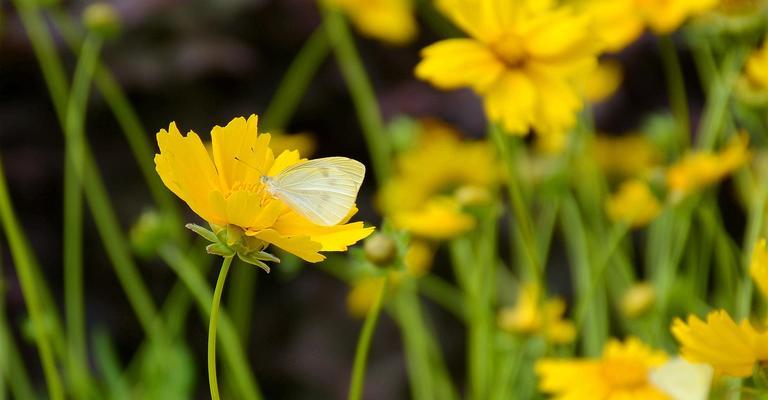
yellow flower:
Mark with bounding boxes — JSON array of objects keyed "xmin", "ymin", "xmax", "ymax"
[
  {"xmin": 666, "ymin": 133, "xmax": 750, "ymax": 196},
  {"xmin": 581, "ymin": 0, "xmax": 645, "ymax": 52},
  {"xmin": 581, "ymin": 59, "xmax": 624, "ymax": 103},
  {"xmin": 154, "ymin": 114, "xmax": 374, "ymax": 264},
  {"xmin": 536, "ymin": 337, "xmax": 669, "ymax": 399},
  {"xmin": 638, "ymin": 0, "xmax": 720, "ymax": 34},
  {"xmin": 672, "ymin": 310, "xmax": 768, "ymax": 377},
  {"xmin": 269, "ymin": 132, "xmax": 317, "ymax": 158},
  {"xmin": 745, "ymin": 39, "xmax": 768, "ymax": 91},
  {"xmin": 326, "ymin": 0, "xmax": 416, "ymax": 45},
  {"xmin": 404, "ymin": 240, "xmax": 433, "ymax": 278},
  {"xmin": 378, "ymin": 120, "xmax": 498, "ymax": 240},
  {"xmin": 498, "ymin": 284, "xmax": 576, "ymax": 344},
  {"xmin": 593, "ymin": 133, "xmax": 660, "ymax": 178},
  {"xmin": 621, "ymin": 282, "xmax": 656, "ymax": 318},
  {"xmin": 415, "ymin": 0, "xmax": 599, "ymax": 137},
  {"xmin": 751, "ymin": 238, "xmax": 768, "ymax": 298},
  {"xmin": 347, "ymin": 276, "xmax": 387, "ymax": 318},
  {"xmin": 606, "ymin": 180, "xmax": 662, "ymax": 227}
]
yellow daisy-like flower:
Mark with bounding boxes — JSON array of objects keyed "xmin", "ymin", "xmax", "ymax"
[
  {"xmin": 751, "ymin": 238, "xmax": 768, "ymax": 298},
  {"xmin": 605, "ymin": 180, "xmax": 662, "ymax": 227},
  {"xmin": 593, "ymin": 133, "xmax": 661, "ymax": 179},
  {"xmin": 154, "ymin": 114, "xmax": 374, "ymax": 265},
  {"xmin": 415, "ymin": 0, "xmax": 599, "ymax": 137},
  {"xmin": 378, "ymin": 120, "xmax": 499, "ymax": 240},
  {"xmin": 498, "ymin": 284, "xmax": 576, "ymax": 344},
  {"xmin": 638, "ymin": 0, "xmax": 720, "ymax": 34},
  {"xmin": 666, "ymin": 133, "xmax": 750, "ymax": 196},
  {"xmin": 536, "ymin": 337, "xmax": 669, "ymax": 400},
  {"xmin": 325, "ymin": 0, "xmax": 416, "ymax": 45},
  {"xmin": 672, "ymin": 310, "xmax": 768, "ymax": 377},
  {"xmin": 745, "ymin": 39, "xmax": 768, "ymax": 91}
]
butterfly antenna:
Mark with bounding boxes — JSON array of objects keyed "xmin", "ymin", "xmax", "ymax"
[{"xmin": 234, "ymin": 156, "xmax": 265, "ymax": 176}]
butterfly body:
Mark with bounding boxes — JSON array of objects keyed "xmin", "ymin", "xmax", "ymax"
[{"xmin": 262, "ymin": 157, "xmax": 365, "ymax": 226}]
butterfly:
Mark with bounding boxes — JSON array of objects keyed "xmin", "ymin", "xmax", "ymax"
[{"xmin": 261, "ymin": 157, "xmax": 365, "ymax": 226}]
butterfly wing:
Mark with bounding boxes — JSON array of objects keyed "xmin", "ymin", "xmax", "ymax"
[{"xmin": 270, "ymin": 157, "xmax": 365, "ymax": 226}]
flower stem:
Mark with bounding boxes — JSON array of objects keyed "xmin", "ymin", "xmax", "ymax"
[
  {"xmin": 347, "ymin": 277, "xmax": 388, "ymax": 400},
  {"xmin": 323, "ymin": 7, "xmax": 391, "ymax": 183},
  {"xmin": 209, "ymin": 256, "xmax": 234, "ymax": 400},
  {"xmin": 659, "ymin": 35, "xmax": 690, "ymax": 152},
  {"xmin": 0, "ymin": 158, "xmax": 64, "ymax": 400},
  {"xmin": 263, "ymin": 23, "xmax": 330, "ymax": 131},
  {"xmin": 737, "ymin": 183, "xmax": 768, "ymax": 318},
  {"xmin": 63, "ymin": 33, "xmax": 102, "ymax": 398}
]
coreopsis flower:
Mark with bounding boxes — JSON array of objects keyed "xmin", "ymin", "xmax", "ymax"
[
  {"xmin": 751, "ymin": 239, "xmax": 768, "ymax": 298},
  {"xmin": 154, "ymin": 115, "xmax": 374, "ymax": 268},
  {"xmin": 378, "ymin": 120, "xmax": 499, "ymax": 240},
  {"xmin": 498, "ymin": 284, "xmax": 576, "ymax": 344},
  {"xmin": 605, "ymin": 180, "xmax": 662, "ymax": 227},
  {"xmin": 536, "ymin": 337, "xmax": 669, "ymax": 399},
  {"xmin": 325, "ymin": 0, "xmax": 416, "ymax": 45},
  {"xmin": 621, "ymin": 282, "xmax": 656, "ymax": 318},
  {"xmin": 672, "ymin": 310, "xmax": 768, "ymax": 377},
  {"xmin": 581, "ymin": 59, "xmax": 624, "ymax": 103},
  {"xmin": 415, "ymin": 0, "xmax": 600, "ymax": 138},
  {"xmin": 638, "ymin": 0, "xmax": 720, "ymax": 34},
  {"xmin": 593, "ymin": 133, "xmax": 661, "ymax": 179},
  {"xmin": 666, "ymin": 133, "xmax": 750, "ymax": 197}
]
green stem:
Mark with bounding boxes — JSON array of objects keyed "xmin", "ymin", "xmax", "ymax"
[
  {"xmin": 347, "ymin": 277, "xmax": 388, "ymax": 400},
  {"xmin": 209, "ymin": 256, "xmax": 233, "ymax": 400},
  {"xmin": 64, "ymin": 34, "xmax": 102, "ymax": 397},
  {"xmin": 737, "ymin": 183, "xmax": 768, "ymax": 317},
  {"xmin": 0, "ymin": 309, "xmax": 36, "ymax": 400},
  {"xmin": 263, "ymin": 23, "xmax": 330, "ymax": 131},
  {"xmin": 159, "ymin": 246, "xmax": 262, "ymax": 400},
  {"xmin": 695, "ymin": 49, "xmax": 745, "ymax": 150},
  {"xmin": 0, "ymin": 158, "xmax": 64, "ymax": 400},
  {"xmin": 323, "ymin": 7, "xmax": 391, "ymax": 183},
  {"xmin": 659, "ymin": 35, "xmax": 690, "ymax": 151}
]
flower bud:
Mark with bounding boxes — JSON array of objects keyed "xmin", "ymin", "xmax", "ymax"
[
  {"xmin": 130, "ymin": 210, "xmax": 175, "ymax": 258},
  {"xmin": 82, "ymin": 3, "xmax": 120, "ymax": 38},
  {"xmin": 621, "ymin": 282, "xmax": 655, "ymax": 318},
  {"xmin": 364, "ymin": 234, "xmax": 397, "ymax": 266}
]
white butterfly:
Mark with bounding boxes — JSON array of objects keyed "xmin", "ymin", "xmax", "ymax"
[
  {"xmin": 649, "ymin": 357, "xmax": 713, "ymax": 400},
  {"xmin": 261, "ymin": 156, "xmax": 365, "ymax": 226}
]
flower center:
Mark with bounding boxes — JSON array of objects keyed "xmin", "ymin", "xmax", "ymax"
[
  {"xmin": 600, "ymin": 358, "xmax": 649, "ymax": 389},
  {"xmin": 491, "ymin": 35, "xmax": 527, "ymax": 69}
]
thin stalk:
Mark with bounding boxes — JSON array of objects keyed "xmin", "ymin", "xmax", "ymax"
[
  {"xmin": 737, "ymin": 183, "xmax": 768, "ymax": 317},
  {"xmin": 227, "ymin": 262, "xmax": 257, "ymax": 344},
  {"xmin": 393, "ymin": 286, "xmax": 436, "ymax": 400},
  {"xmin": 418, "ymin": 275, "xmax": 466, "ymax": 319},
  {"xmin": 0, "ymin": 314, "xmax": 36, "ymax": 400},
  {"xmin": 347, "ymin": 277, "xmax": 388, "ymax": 400},
  {"xmin": 263, "ymin": 23, "xmax": 331, "ymax": 131},
  {"xmin": 0, "ymin": 158, "xmax": 64, "ymax": 400},
  {"xmin": 323, "ymin": 7, "xmax": 391, "ymax": 182},
  {"xmin": 696, "ymin": 49, "xmax": 745, "ymax": 150},
  {"xmin": 658, "ymin": 35, "xmax": 690, "ymax": 151},
  {"xmin": 159, "ymin": 245, "xmax": 263, "ymax": 400},
  {"xmin": 209, "ymin": 256, "xmax": 233, "ymax": 400},
  {"xmin": 64, "ymin": 34, "xmax": 102, "ymax": 397}
]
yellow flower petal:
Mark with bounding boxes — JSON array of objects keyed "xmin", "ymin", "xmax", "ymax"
[
  {"xmin": 249, "ymin": 229, "xmax": 324, "ymax": 263},
  {"xmin": 416, "ymin": 39, "xmax": 506, "ymax": 92}
]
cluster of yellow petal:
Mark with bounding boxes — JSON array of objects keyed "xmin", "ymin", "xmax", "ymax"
[
  {"xmin": 378, "ymin": 120, "xmax": 499, "ymax": 240},
  {"xmin": 672, "ymin": 310, "xmax": 768, "ymax": 377},
  {"xmin": 498, "ymin": 284, "xmax": 576, "ymax": 344},
  {"xmin": 415, "ymin": 0, "xmax": 600, "ymax": 138},
  {"xmin": 745, "ymin": 39, "xmax": 768, "ymax": 91},
  {"xmin": 584, "ymin": 0, "xmax": 719, "ymax": 50},
  {"xmin": 605, "ymin": 180, "xmax": 662, "ymax": 227},
  {"xmin": 154, "ymin": 115, "xmax": 374, "ymax": 262},
  {"xmin": 593, "ymin": 133, "xmax": 661, "ymax": 179},
  {"xmin": 536, "ymin": 337, "xmax": 669, "ymax": 399},
  {"xmin": 325, "ymin": 0, "xmax": 416, "ymax": 45},
  {"xmin": 580, "ymin": 59, "xmax": 624, "ymax": 104},
  {"xmin": 751, "ymin": 238, "xmax": 768, "ymax": 298},
  {"xmin": 666, "ymin": 133, "xmax": 750, "ymax": 196}
]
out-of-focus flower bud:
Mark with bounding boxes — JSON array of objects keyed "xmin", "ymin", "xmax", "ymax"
[
  {"xmin": 621, "ymin": 282, "xmax": 656, "ymax": 318},
  {"xmin": 364, "ymin": 233, "xmax": 397, "ymax": 266},
  {"xmin": 83, "ymin": 3, "xmax": 120, "ymax": 38},
  {"xmin": 130, "ymin": 210, "xmax": 176, "ymax": 258},
  {"xmin": 346, "ymin": 277, "xmax": 386, "ymax": 318},
  {"xmin": 404, "ymin": 240, "xmax": 433, "ymax": 278},
  {"xmin": 455, "ymin": 185, "xmax": 491, "ymax": 206}
]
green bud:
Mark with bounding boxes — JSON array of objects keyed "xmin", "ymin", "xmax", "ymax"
[
  {"xmin": 82, "ymin": 3, "xmax": 121, "ymax": 38},
  {"xmin": 364, "ymin": 234, "xmax": 397, "ymax": 266},
  {"xmin": 130, "ymin": 210, "xmax": 176, "ymax": 258}
]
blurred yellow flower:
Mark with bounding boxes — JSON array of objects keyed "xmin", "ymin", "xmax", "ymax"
[
  {"xmin": 593, "ymin": 133, "xmax": 661, "ymax": 178},
  {"xmin": 581, "ymin": 0, "xmax": 645, "ymax": 52},
  {"xmin": 636, "ymin": 0, "xmax": 719, "ymax": 34},
  {"xmin": 621, "ymin": 282, "xmax": 656, "ymax": 318},
  {"xmin": 154, "ymin": 114, "xmax": 374, "ymax": 263},
  {"xmin": 606, "ymin": 180, "xmax": 662, "ymax": 227},
  {"xmin": 404, "ymin": 240, "xmax": 434, "ymax": 277},
  {"xmin": 498, "ymin": 284, "xmax": 576, "ymax": 344},
  {"xmin": 536, "ymin": 337, "xmax": 669, "ymax": 399},
  {"xmin": 378, "ymin": 120, "xmax": 498, "ymax": 240},
  {"xmin": 347, "ymin": 276, "xmax": 387, "ymax": 318},
  {"xmin": 581, "ymin": 59, "xmax": 624, "ymax": 103},
  {"xmin": 750, "ymin": 238, "xmax": 768, "ymax": 298},
  {"xmin": 269, "ymin": 132, "xmax": 317, "ymax": 158},
  {"xmin": 672, "ymin": 310, "xmax": 768, "ymax": 377},
  {"xmin": 326, "ymin": 0, "xmax": 416, "ymax": 45},
  {"xmin": 666, "ymin": 133, "xmax": 750, "ymax": 196},
  {"xmin": 745, "ymin": 39, "xmax": 768, "ymax": 91},
  {"xmin": 415, "ymin": 0, "xmax": 599, "ymax": 137}
]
